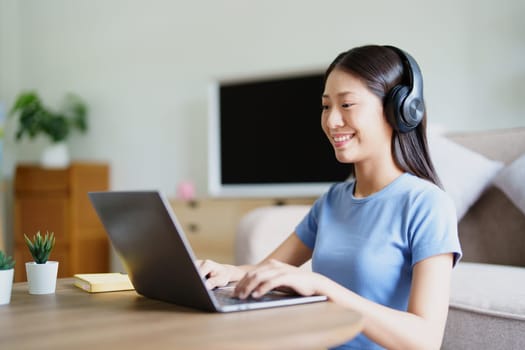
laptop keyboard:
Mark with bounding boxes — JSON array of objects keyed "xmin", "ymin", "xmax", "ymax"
[{"xmin": 213, "ymin": 288, "xmax": 292, "ymax": 305}]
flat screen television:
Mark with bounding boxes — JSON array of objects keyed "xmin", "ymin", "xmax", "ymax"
[{"xmin": 208, "ymin": 70, "xmax": 352, "ymax": 197}]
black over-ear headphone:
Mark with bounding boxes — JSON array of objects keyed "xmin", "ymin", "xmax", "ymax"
[{"xmin": 383, "ymin": 45, "xmax": 425, "ymax": 133}]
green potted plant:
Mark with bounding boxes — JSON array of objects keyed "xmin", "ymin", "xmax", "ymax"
[
  {"xmin": 9, "ymin": 91, "xmax": 88, "ymax": 168},
  {"xmin": 24, "ymin": 231, "xmax": 59, "ymax": 295},
  {"xmin": 0, "ymin": 250, "xmax": 15, "ymax": 305}
]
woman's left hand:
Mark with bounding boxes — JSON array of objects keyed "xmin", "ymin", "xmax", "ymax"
[{"xmin": 233, "ymin": 259, "xmax": 326, "ymax": 299}]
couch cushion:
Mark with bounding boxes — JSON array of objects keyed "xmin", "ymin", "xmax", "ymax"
[
  {"xmin": 494, "ymin": 153, "xmax": 525, "ymax": 215},
  {"xmin": 450, "ymin": 262, "xmax": 525, "ymax": 320},
  {"xmin": 458, "ymin": 186, "xmax": 525, "ymax": 266},
  {"xmin": 428, "ymin": 134, "xmax": 503, "ymax": 220},
  {"xmin": 447, "ymin": 128, "xmax": 525, "ymax": 165},
  {"xmin": 449, "ymin": 128, "xmax": 525, "ymax": 267}
]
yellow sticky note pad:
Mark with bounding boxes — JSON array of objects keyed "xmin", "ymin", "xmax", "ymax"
[{"xmin": 73, "ymin": 273, "xmax": 134, "ymax": 293}]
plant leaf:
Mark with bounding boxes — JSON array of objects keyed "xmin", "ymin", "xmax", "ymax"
[{"xmin": 10, "ymin": 91, "xmax": 88, "ymax": 143}]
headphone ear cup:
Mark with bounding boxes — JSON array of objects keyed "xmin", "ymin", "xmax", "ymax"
[
  {"xmin": 403, "ymin": 97, "xmax": 425, "ymax": 131},
  {"xmin": 384, "ymin": 85, "xmax": 409, "ymax": 132}
]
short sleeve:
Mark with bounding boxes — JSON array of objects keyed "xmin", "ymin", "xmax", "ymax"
[
  {"xmin": 409, "ymin": 189, "xmax": 463, "ymax": 267},
  {"xmin": 295, "ymin": 193, "xmax": 326, "ymax": 249}
]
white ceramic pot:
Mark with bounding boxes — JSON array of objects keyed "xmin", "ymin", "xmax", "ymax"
[
  {"xmin": 0, "ymin": 268, "xmax": 14, "ymax": 305},
  {"xmin": 25, "ymin": 261, "xmax": 59, "ymax": 295},
  {"xmin": 40, "ymin": 142, "xmax": 69, "ymax": 168}
]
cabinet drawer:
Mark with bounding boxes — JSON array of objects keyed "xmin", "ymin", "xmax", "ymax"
[
  {"xmin": 70, "ymin": 163, "xmax": 109, "ymax": 228},
  {"xmin": 74, "ymin": 237, "xmax": 110, "ymax": 274},
  {"xmin": 14, "ymin": 196, "xmax": 70, "ymax": 244},
  {"xmin": 172, "ymin": 201, "xmax": 236, "ymax": 236},
  {"xmin": 15, "ymin": 165, "xmax": 70, "ymax": 192},
  {"xmin": 171, "ymin": 200, "xmax": 238, "ymax": 263}
]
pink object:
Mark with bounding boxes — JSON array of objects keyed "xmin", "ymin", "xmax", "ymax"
[{"xmin": 177, "ymin": 180, "xmax": 196, "ymax": 200}]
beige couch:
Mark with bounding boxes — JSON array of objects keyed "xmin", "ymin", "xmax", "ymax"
[{"xmin": 235, "ymin": 128, "xmax": 525, "ymax": 349}]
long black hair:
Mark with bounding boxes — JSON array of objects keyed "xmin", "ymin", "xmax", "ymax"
[{"xmin": 324, "ymin": 45, "xmax": 442, "ymax": 188}]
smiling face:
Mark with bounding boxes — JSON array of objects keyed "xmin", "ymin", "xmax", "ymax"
[{"xmin": 321, "ymin": 68, "xmax": 394, "ymax": 168}]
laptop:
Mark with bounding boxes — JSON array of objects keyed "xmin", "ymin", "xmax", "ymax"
[{"xmin": 88, "ymin": 191, "xmax": 327, "ymax": 312}]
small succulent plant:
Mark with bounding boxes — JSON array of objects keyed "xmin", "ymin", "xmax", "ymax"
[
  {"xmin": 24, "ymin": 231, "xmax": 56, "ymax": 264},
  {"xmin": 0, "ymin": 250, "xmax": 15, "ymax": 270}
]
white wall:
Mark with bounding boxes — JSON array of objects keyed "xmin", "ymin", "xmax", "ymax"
[{"xmin": 0, "ymin": 0, "xmax": 524, "ymax": 199}]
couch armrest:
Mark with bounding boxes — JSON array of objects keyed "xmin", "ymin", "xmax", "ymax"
[
  {"xmin": 443, "ymin": 262, "xmax": 525, "ymax": 349},
  {"xmin": 235, "ymin": 205, "xmax": 311, "ymax": 266}
]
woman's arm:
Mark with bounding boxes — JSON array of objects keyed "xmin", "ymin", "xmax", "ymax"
[
  {"xmin": 324, "ymin": 253, "xmax": 453, "ymax": 350},
  {"xmin": 260, "ymin": 231, "xmax": 313, "ymax": 266},
  {"xmin": 235, "ymin": 252, "xmax": 454, "ymax": 350}
]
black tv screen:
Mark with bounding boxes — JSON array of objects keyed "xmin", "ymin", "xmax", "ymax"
[{"xmin": 208, "ymin": 71, "xmax": 351, "ymax": 197}]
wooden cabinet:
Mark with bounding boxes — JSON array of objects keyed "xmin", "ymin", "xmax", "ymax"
[
  {"xmin": 169, "ymin": 197, "xmax": 316, "ymax": 264},
  {"xmin": 14, "ymin": 162, "xmax": 110, "ymax": 282}
]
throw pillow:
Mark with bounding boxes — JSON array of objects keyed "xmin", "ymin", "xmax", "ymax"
[
  {"xmin": 428, "ymin": 134, "xmax": 504, "ymax": 220},
  {"xmin": 493, "ymin": 153, "xmax": 525, "ymax": 215}
]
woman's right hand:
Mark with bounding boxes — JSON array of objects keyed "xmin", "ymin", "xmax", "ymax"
[{"xmin": 196, "ymin": 259, "xmax": 247, "ymax": 290}]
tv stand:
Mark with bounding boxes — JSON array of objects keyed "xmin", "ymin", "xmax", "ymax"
[{"xmin": 169, "ymin": 197, "xmax": 316, "ymax": 264}]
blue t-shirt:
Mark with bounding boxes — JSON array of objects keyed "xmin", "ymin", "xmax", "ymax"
[{"xmin": 295, "ymin": 173, "xmax": 462, "ymax": 350}]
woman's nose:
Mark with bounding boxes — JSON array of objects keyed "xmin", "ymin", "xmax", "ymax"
[{"xmin": 326, "ymin": 108, "xmax": 344, "ymax": 128}]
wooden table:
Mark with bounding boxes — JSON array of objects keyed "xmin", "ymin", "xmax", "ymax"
[{"xmin": 0, "ymin": 279, "xmax": 363, "ymax": 349}]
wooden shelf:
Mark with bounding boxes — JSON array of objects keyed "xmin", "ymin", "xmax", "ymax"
[{"xmin": 14, "ymin": 162, "xmax": 110, "ymax": 282}]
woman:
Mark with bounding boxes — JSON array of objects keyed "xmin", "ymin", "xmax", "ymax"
[{"xmin": 198, "ymin": 45, "xmax": 462, "ymax": 350}]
